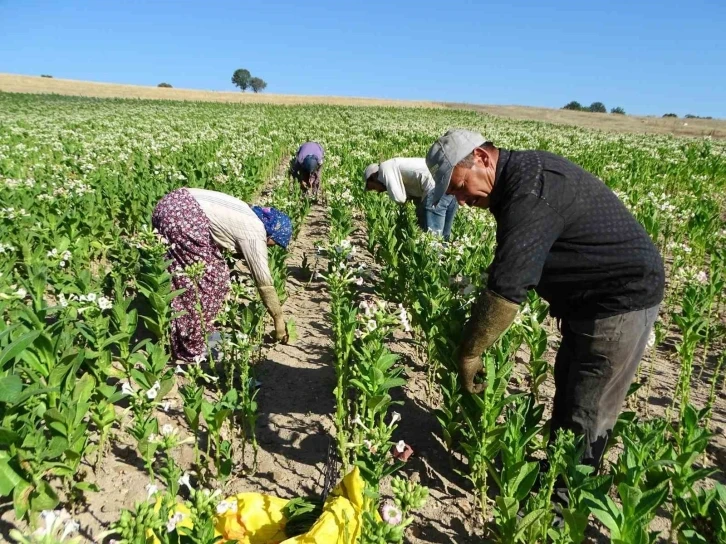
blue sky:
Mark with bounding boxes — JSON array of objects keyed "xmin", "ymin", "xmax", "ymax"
[{"xmin": 1, "ymin": 0, "xmax": 724, "ymax": 117}]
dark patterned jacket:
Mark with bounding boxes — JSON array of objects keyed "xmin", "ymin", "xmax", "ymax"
[{"xmin": 487, "ymin": 149, "xmax": 664, "ymax": 319}]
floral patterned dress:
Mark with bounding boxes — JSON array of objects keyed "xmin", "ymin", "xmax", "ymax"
[{"xmin": 151, "ymin": 188, "xmax": 230, "ymax": 362}]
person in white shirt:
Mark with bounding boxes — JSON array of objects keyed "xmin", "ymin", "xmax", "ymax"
[
  {"xmin": 151, "ymin": 188, "xmax": 292, "ymax": 362},
  {"xmin": 364, "ymin": 158, "xmax": 459, "ymax": 240}
]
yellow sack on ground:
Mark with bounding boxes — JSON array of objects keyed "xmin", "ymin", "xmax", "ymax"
[{"xmin": 214, "ymin": 467, "xmax": 365, "ymax": 544}]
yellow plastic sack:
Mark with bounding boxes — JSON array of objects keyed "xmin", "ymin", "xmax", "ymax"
[{"xmin": 214, "ymin": 467, "xmax": 365, "ymax": 544}]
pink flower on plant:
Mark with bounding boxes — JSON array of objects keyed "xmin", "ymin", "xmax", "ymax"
[{"xmin": 380, "ymin": 501, "xmax": 403, "ymax": 525}]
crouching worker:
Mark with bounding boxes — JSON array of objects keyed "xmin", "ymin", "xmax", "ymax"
[
  {"xmin": 363, "ymin": 158, "xmax": 458, "ymax": 241},
  {"xmin": 151, "ymin": 188, "xmax": 293, "ymax": 362},
  {"xmin": 426, "ymin": 129, "xmax": 664, "ymax": 484},
  {"xmin": 291, "ymin": 141, "xmax": 324, "ymax": 198}
]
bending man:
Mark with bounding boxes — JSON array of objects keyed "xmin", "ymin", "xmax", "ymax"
[
  {"xmin": 426, "ymin": 129, "xmax": 664, "ymax": 472},
  {"xmin": 364, "ymin": 157, "xmax": 458, "ymax": 241}
]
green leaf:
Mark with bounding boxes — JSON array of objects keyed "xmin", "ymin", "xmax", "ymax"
[
  {"xmin": 158, "ymin": 377, "xmax": 175, "ymax": 400},
  {"xmin": 10, "ymin": 386, "xmax": 57, "ymax": 406},
  {"xmin": 100, "ymin": 333, "xmax": 130, "ymax": 350},
  {"xmin": 13, "ymin": 478, "xmax": 31, "ymax": 520},
  {"xmin": 0, "ymin": 427, "xmax": 21, "ymax": 446},
  {"xmin": 30, "ymin": 481, "xmax": 59, "ymax": 512},
  {"xmin": 366, "ymin": 394, "xmax": 391, "ymax": 415},
  {"xmin": 512, "ymin": 461, "xmax": 540, "ymax": 502},
  {"xmin": 0, "ymin": 457, "xmax": 25, "ymax": 496},
  {"xmin": 0, "ymin": 331, "xmax": 41, "ymax": 369},
  {"xmin": 43, "ymin": 436, "xmax": 69, "ymax": 460},
  {"xmin": 495, "ymin": 495, "xmax": 519, "ymax": 519},
  {"xmin": 380, "ymin": 377, "xmax": 407, "ymax": 391},
  {"xmin": 515, "ymin": 509, "xmax": 545, "ymax": 538},
  {"xmin": 633, "ymin": 483, "xmax": 669, "ymax": 521},
  {"xmin": 73, "ymin": 373, "xmax": 96, "ymax": 405},
  {"xmin": 73, "ymin": 481, "xmax": 100, "ymax": 493},
  {"xmin": 286, "ymin": 319, "xmax": 298, "ymax": 344},
  {"xmin": 0, "ymin": 374, "xmax": 23, "ymax": 403}
]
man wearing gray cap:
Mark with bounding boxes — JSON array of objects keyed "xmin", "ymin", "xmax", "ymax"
[
  {"xmin": 364, "ymin": 158, "xmax": 459, "ymax": 240},
  {"xmin": 426, "ymin": 129, "xmax": 664, "ymax": 474}
]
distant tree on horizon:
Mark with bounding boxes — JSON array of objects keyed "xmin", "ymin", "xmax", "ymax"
[
  {"xmin": 40, "ymin": 74, "xmax": 53, "ymax": 78},
  {"xmin": 611, "ymin": 106, "xmax": 626, "ymax": 115},
  {"xmin": 158, "ymin": 82, "xmax": 172, "ymax": 88},
  {"xmin": 232, "ymin": 69, "xmax": 252, "ymax": 92},
  {"xmin": 563, "ymin": 101, "xmax": 583, "ymax": 111},
  {"xmin": 663, "ymin": 113, "xmax": 678, "ymax": 118},
  {"xmin": 588, "ymin": 102, "xmax": 607, "ymax": 113},
  {"xmin": 250, "ymin": 77, "xmax": 267, "ymax": 93}
]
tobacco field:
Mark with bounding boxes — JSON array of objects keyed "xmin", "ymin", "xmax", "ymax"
[{"xmin": 1, "ymin": 93, "xmax": 725, "ymax": 543}]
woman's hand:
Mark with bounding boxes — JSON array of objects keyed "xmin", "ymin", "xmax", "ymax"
[{"xmin": 274, "ymin": 317, "xmax": 289, "ymax": 344}]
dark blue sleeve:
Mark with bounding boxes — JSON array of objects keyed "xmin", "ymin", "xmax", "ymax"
[{"xmin": 488, "ymin": 193, "xmax": 564, "ymax": 304}]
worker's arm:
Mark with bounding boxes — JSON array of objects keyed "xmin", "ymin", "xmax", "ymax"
[
  {"xmin": 235, "ymin": 238, "xmax": 288, "ymax": 343},
  {"xmin": 459, "ymin": 193, "xmax": 564, "ymax": 393}
]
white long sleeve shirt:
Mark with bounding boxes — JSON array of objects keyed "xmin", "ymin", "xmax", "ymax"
[
  {"xmin": 377, "ymin": 158, "xmax": 435, "ymax": 204},
  {"xmin": 186, "ymin": 188, "xmax": 273, "ymax": 287}
]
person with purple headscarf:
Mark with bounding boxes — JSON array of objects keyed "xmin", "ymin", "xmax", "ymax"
[
  {"xmin": 152, "ymin": 188, "xmax": 293, "ymax": 362},
  {"xmin": 290, "ymin": 141, "xmax": 324, "ymax": 197}
]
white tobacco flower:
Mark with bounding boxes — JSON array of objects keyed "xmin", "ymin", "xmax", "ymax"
[
  {"xmin": 395, "ymin": 440, "xmax": 406, "ymax": 453},
  {"xmin": 146, "ymin": 483, "xmax": 158, "ymax": 498},
  {"xmin": 34, "ymin": 509, "xmax": 78, "ymax": 540},
  {"xmin": 97, "ymin": 296, "xmax": 113, "ymax": 310},
  {"xmin": 390, "ymin": 412, "xmax": 401, "ymax": 425},
  {"xmin": 60, "ymin": 519, "xmax": 80, "ymax": 540},
  {"xmin": 166, "ymin": 511, "xmax": 185, "ymax": 533},
  {"xmin": 15, "ymin": 288, "xmax": 27, "ymax": 298},
  {"xmin": 695, "ymin": 270, "xmax": 708, "ymax": 284},
  {"xmin": 85, "ymin": 292, "xmax": 97, "ymax": 302},
  {"xmin": 647, "ymin": 329, "xmax": 657, "ymax": 349},
  {"xmin": 121, "ymin": 382, "xmax": 134, "ymax": 396},
  {"xmin": 178, "ymin": 472, "xmax": 193, "ymax": 490},
  {"xmin": 35, "ymin": 510, "xmax": 59, "ymax": 537},
  {"xmin": 216, "ymin": 499, "xmax": 238, "ymax": 515},
  {"xmin": 146, "ymin": 381, "xmax": 160, "ymax": 399},
  {"xmin": 161, "ymin": 400, "xmax": 172, "ymax": 412},
  {"xmin": 398, "ymin": 304, "xmax": 411, "ymax": 332},
  {"xmin": 160, "ymin": 424, "xmax": 175, "ymax": 436}
]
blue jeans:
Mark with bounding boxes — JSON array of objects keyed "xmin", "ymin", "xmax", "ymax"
[{"xmin": 415, "ymin": 192, "xmax": 459, "ymax": 241}]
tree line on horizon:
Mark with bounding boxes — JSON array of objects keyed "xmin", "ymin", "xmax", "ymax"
[{"xmin": 563, "ymin": 101, "xmax": 713, "ymax": 119}]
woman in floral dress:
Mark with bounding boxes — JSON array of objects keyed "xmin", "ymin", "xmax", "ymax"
[{"xmin": 151, "ymin": 188, "xmax": 292, "ymax": 362}]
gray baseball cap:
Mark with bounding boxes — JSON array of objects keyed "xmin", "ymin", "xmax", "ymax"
[
  {"xmin": 363, "ymin": 163, "xmax": 380, "ymax": 184},
  {"xmin": 426, "ymin": 129, "xmax": 487, "ymax": 205}
]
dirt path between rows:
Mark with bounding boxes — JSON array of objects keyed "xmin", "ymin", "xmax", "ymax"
[{"xmin": 233, "ymin": 199, "xmax": 337, "ymax": 499}]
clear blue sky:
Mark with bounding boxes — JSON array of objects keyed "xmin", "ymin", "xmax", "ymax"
[{"xmin": 1, "ymin": 0, "xmax": 724, "ymax": 117}]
